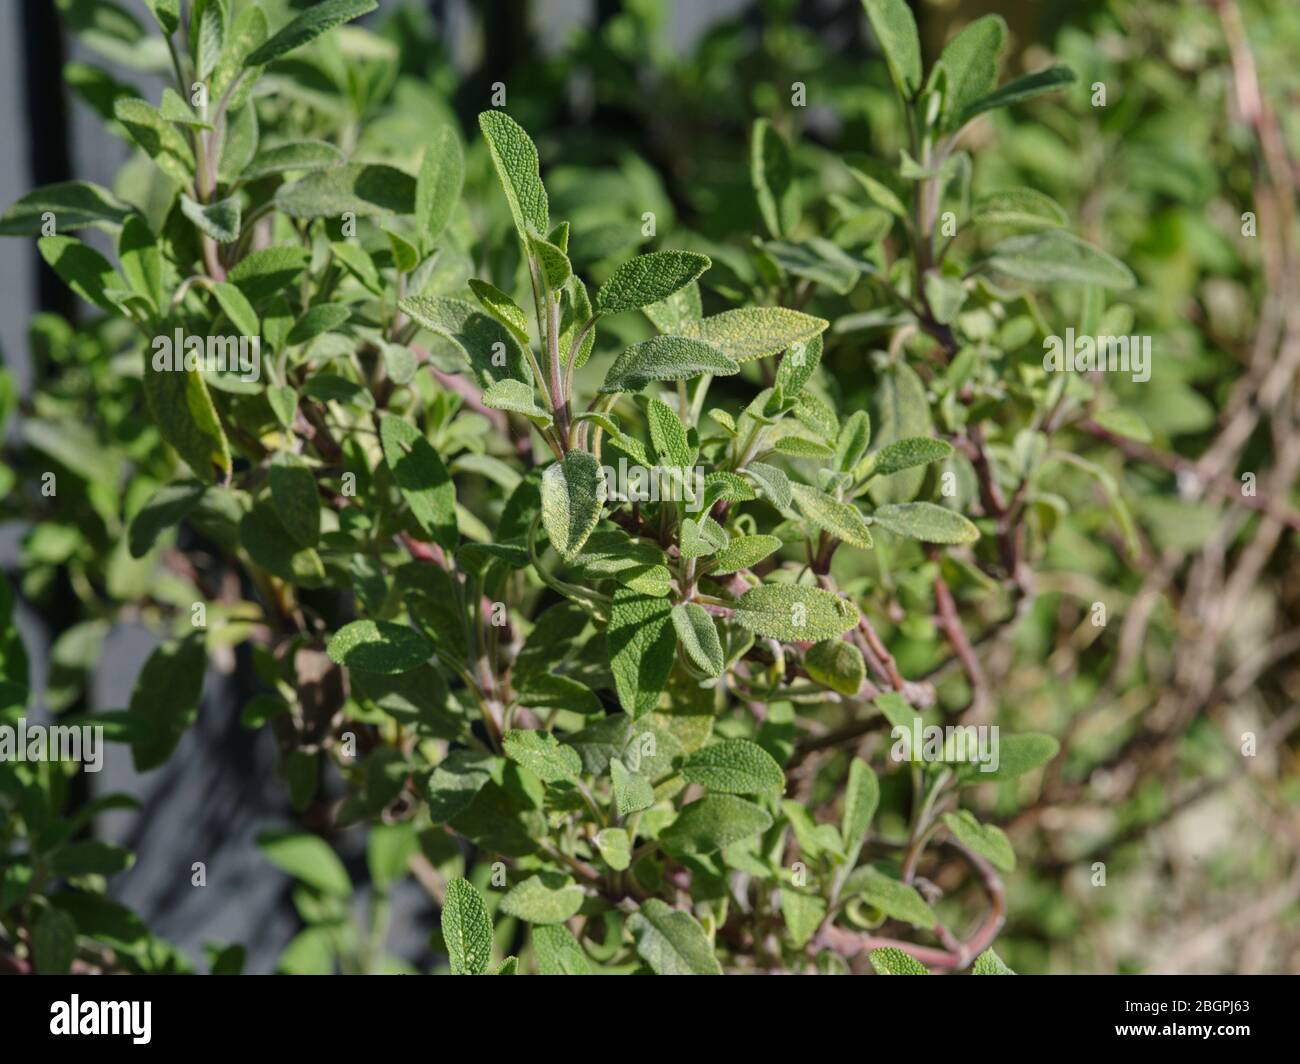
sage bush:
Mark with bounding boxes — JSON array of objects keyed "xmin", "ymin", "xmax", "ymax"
[{"xmin": 1, "ymin": 0, "xmax": 1296, "ymax": 976}]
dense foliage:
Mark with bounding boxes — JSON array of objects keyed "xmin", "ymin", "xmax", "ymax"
[{"xmin": 1, "ymin": 0, "xmax": 1297, "ymax": 975}]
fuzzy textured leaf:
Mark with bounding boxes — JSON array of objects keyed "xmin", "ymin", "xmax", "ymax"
[
  {"xmin": 600, "ymin": 335, "xmax": 737, "ymax": 393},
  {"xmin": 734, "ymin": 584, "xmax": 859, "ymax": 643},
  {"xmin": 380, "ymin": 415, "xmax": 458, "ymax": 549},
  {"xmin": 479, "ymin": 110, "xmax": 548, "ymax": 246},
  {"xmin": 627, "ymin": 898, "xmax": 722, "ymax": 976},
  {"xmin": 596, "ymin": 250, "xmax": 710, "ymax": 314},
  {"xmin": 660, "ymin": 794, "xmax": 773, "ymax": 855},
  {"xmin": 607, "ymin": 590, "xmax": 676, "ymax": 719},
  {"xmin": 678, "ymin": 307, "xmax": 828, "ymax": 364},
  {"xmin": 541, "ymin": 450, "xmax": 606, "ymax": 561},
  {"xmin": 681, "ymin": 739, "xmax": 784, "ymax": 795},
  {"xmin": 327, "ymin": 620, "xmax": 432, "ymax": 674},
  {"xmin": 246, "ymin": 0, "xmax": 377, "ymax": 65},
  {"xmin": 871, "ymin": 502, "xmax": 979, "ymax": 544},
  {"xmin": 441, "ymin": 877, "xmax": 493, "ymax": 975},
  {"xmin": 502, "ymin": 729, "xmax": 582, "ymax": 784}
]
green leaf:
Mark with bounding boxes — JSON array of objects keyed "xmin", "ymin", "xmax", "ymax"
[
  {"xmin": 734, "ymin": 584, "xmax": 859, "ymax": 643},
  {"xmin": 972, "ymin": 948, "xmax": 1015, "ymax": 975},
  {"xmin": 144, "ymin": 0, "xmax": 180, "ymax": 35},
  {"xmin": 533, "ymin": 925, "xmax": 593, "ymax": 974},
  {"xmin": 38, "ymin": 235, "xmax": 122, "ymax": 314},
  {"xmin": 326, "ymin": 620, "xmax": 432, "ymax": 674},
  {"xmin": 681, "ymin": 739, "xmax": 784, "ymax": 795},
  {"xmin": 671, "ymin": 603, "xmax": 725, "ymax": 678},
  {"xmin": 416, "ymin": 125, "xmax": 464, "ymax": 244},
  {"xmin": 935, "ymin": 15, "xmax": 1005, "ymax": 130},
  {"xmin": 607, "ymin": 590, "xmax": 676, "ymax": 719},
  {"xmin": 571, "ymin": 531, "xmax": 671, "ymax": 596},
  {"xmin": 774, "ymin": 435, "xmax": 834, "ymax": 459},
  {"xmin": 502, "ymin": 729, "xmax": 582, "ymax": 784},
  {"xmin": 560, "ymin": 275, "xmax": 596, "ymax": 367},
  {"xmin": 804, "ymin": 639, "xmax": 865, "ymax": 697},
  {"xmin": 645, "ymin": 398, "xmax": 692, "ymax": 470},
  {"xmin": 482, "ymin": 379, "xmax": 551, "ymax": 425},
  {"xmin": 495, "ymin": 957, "xmax": 518, "ymax": 975},
  {"xmin": 869, "ymin": 947, "xmax": 930, "ymax": 975},
  {"xmin": 185, "ymin": 195, "xmax": 241, "ymax": 247},
  {"xmin": 710, "ymin": 534, "xmax": 782, "ymax": 575},
  {"xmin": 848, "ymin": 866, "xmax": 936, "ymax": 927},
  {"xmin": 595, "ymin": 828, "xmax": 631, "ymax": 871},
  {"xmin": 987, "ymin": 230, "xmax": 1134, "ymax": 289},
  {"xmin": 643, "ymin": 281, "xmax": 702, "ymax": 334},
  {"xmin": 530, "ymin": 231, "xmax": 572, "ymax": 289},
  {"xmin": 869, "ymin": 361, "xmax": 931, "ymax": 504},
  {"xmin": 211, "ymin": 281, "xmax": 259, "ymax": 337},
  {"xmin": 128, "ymin": 626, "xmax": 205, "ymax": 770},
  {"xmin": 288, "ymin": 304, "xmax": 351, "ymax": 346},
  {"xmin": 791, "ymin": 483, "xmax": 874, "ymax": 549},
  {"xmin": 115, "ymin": 213, "xmax": 162, "ymax": 313},
  {"xmin": 678, "ymin": 307, "xmax": 828, "ymax": 364},
  {"xmin": 33, "ymin": 907, "xmax": 77, "ymax": 975},
  {"xmin": 478, "ymin": 110, "xmax": 548, "ymax": 247},
  {"xmin": 611, "ymin": 757, "xmax": 655, "ymax": 816},
  {"xmin": 246, "ymin": 0, "xmax": 377, "ymax": 65},
  {"xmin": 303, "ymin": 373, "xmax": 372, "ymax": 410},
  {"xmin": 469, "ymin": 279, "xmax": 530, "ymax": 347},
  {"xmin": 421, "ymin": 751, "xmax": 493, "ymax": 824},
  {"xmin": 190, "ymin": 0, "xmax": 225, "ymax": 79},
  {"xmin": 441, "ymin": 877, "xmax": 493, "ymax": 975},
  {"xmin": 661, "ymin": 794, "xmax": 773, "ymax": 855},
  {"xmin": 1091, "ymin": 408, "xmax": 1152, "ymax": 443},
  {"xmin": 1053, "ymin": 451, "xmax": 1140, "ymax": 559},
  {"xmin": 863, "ymin": 0, "xmax": 922, "ymax": 98},
  {"xmin": 848, "ymin": 168, "xmax": 906, "ymax": 219},
  {"xmin": 499, "ymin": 873, "xmax": 584, "ymax": 924},
  {"xmin": 942, "ymin": 810, "xmax": 1015, "ymax": 872},
  {"xmin": 958, "ymin": 732, "xmax": 1059, "ymax": 783},
  {"xmin": 541, "ymin": 450, "xmax": 606, "ymax": 561},
  {"xmin": 971, "ymin": 187, "xmax": 1068, "ymax": 229},
  {"xmin": 269, "ymin": 452, "xmax": 320, "ymax": 548},
  {"xmin": 0, "ymin": 180, "xmax": 132, "ymax": 235},
  {"xmin": 228, "ymin": 246, "xmax": 309, "ymax": 304},
  {"xmin": 744, "ymin": 462, "xmax": 793, "ymax": 510},
  {"xmin": 840, "ymin": 757, "xmax": 879, "ymax": 865},
  {"xmin": 871, "ymin": 502, "xmax": 979, "ymax": 544},
  {"xmin": 923, "ymin": 272, "xmax": 966, "ymax": 325},
  {"xmin": 213, "ymin": 5, "xmax": 269, "ymax": 99},
  {"xmin": 142, "ymin": 341, "xmax": 231, "ymax": 483},
  {"xmin": 399, "ymin": 295, "xmax": 531, "ymax": 387},
  {"xmin": 958, "ymin": 65, "xmax": 1076, "ymax": 126},
  {"xmin": 774, "ymin": 334, "xmax": 823, "ymax": 397},
  {"xmin": 596, "ymin": 250, "xmax": 710, "ymax": 314},
  {"xmin": 239, "ymin": 502, "xmax": 325, "ymax": 586},
  {"xmin": 242, "ymin": 140, "xmax": 345, "ymax": 180},
  {"xmin": 764, "ymin": 239, "xmax": 863, "ymax": 296},
  {"xmin": 113, "ymin": 98, "xmax": 194, "ymax": 184},
  {"xmin": 380, "ymin": 415, "xmax": 458, "ymax": 549},
  {"xmin": 367, "ymin": 822, "xmax": 417, "ymax": 892},
  {"xmin": 751, "ymin": 118, "xmax": 798, "ymax": 238},
  {"xmin": 627, "ymin": 898, "xmax": 723, "ymax": 975},
  {"xmin": 777, "ymin": 892, "xmax": 824, "ymax": 950},
  {"xmin": 861, "ymin": 437, "xmax": 953, "ymax": 480},
  {"xmin": 127, "ymin": 480, "xmax": 205, "ymax": 558},
  {"xmin": 600, "ymin": 335, "xmax": 737, "ymax": 394},
  {"xmin": 276, "ymin": 164, "xmax": 416, "ymax": 219},
  {"xmin": 50, "ymin": 840, "xmax": 132, "ymax": 877},
  {"xmin": 218, "ymin": 97, "xmax": 256, "ymax": 183},
  {"xmin": 257, "ymin": 830, "xmax": 351, "ymax": 896}
]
